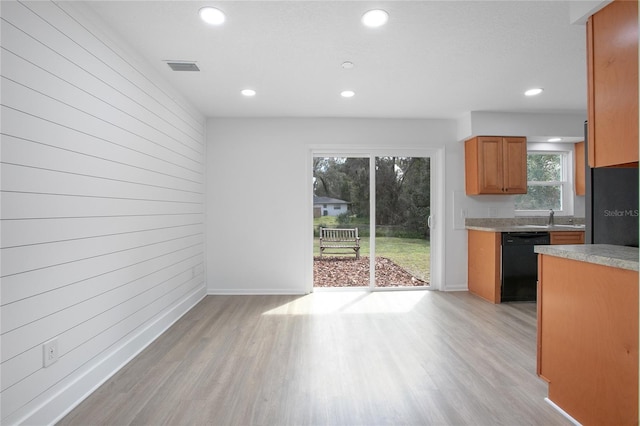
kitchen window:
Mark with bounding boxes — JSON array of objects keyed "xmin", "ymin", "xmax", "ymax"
[{"xmin": 515, "ymin": 151, "xmax": 571, "ymax": 214}]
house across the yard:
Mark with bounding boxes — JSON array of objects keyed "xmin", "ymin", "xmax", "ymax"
[{"xmin": 313, "ymin": 196, "xmax": 350, "ymax": 217}]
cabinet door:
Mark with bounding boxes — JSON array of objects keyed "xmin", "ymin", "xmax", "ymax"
[
  {"xmin": 501, "ymin": 137, "xmax": 527, "ymax": 194},
  {"xmin": 476, "ymin": 136, "xmax": 504, "ymax": 194},
  {"xmin": 587, "ymin": 0, "xmax": 639, "ymax": 167},
  {"xmin": 465, "ymin": 136, "xmax": 528, "ymax": 194},
  {"xmin": 467, "ymin": 230, "xmax": 501, "ymax": 303}
]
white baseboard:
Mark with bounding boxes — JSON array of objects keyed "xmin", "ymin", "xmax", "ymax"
[
  {"xmin": 545, "ymin": 397, "xmax": 582, "ymax": 426},
  {"xmin": 441, "ymin": 282, "xmax": 468, "ymax": 292},
  {"xmin": 8, "ymin": 287, "xmax": 206, "ymax": 426},
  {"xmin": 207, "ymin": 288, "xmax": 308, "ymax": 295},
  {"xmin": 208, "ymin": 287, "xmax": 471, "ymax": 295}
]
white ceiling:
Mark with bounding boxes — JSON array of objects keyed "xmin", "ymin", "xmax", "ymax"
[{"xmin": 81, "ymin": 1, "xmax": 588, "ymax": 120}]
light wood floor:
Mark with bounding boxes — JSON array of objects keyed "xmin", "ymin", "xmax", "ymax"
[{"xmin": 59, "ymin": 291, "xmax": 570, "ymax": 425}]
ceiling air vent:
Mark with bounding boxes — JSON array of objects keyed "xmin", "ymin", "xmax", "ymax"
[{"xmin": 167, "ymin": 62, "xmax": 200, "ymax": 72}]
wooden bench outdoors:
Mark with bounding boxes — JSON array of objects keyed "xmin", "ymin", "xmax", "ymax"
[{"xmin": 319, "ymin": 227, "xmax": 360, "ymax": 259}]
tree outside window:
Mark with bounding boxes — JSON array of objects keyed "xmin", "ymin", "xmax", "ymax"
[{"xmin": 515, "ymin": 153, "xmax": 565, "ymax": 211}]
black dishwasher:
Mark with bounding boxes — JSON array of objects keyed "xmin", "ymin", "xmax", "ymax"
[{"xmin": 501, "ymin": 232, "xmax": 550, "ymax": 302}]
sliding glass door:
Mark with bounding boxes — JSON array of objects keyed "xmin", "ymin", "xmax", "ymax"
[
  {"xmin": 312, "ymin": 151, "xmax": 434, "ymax": 290},
  {"xmin": 374, "ymin": 156, "xmax": 430, "ymax": 288},
  {"xmin": 313, "ymin": 156, "xmax": 370, "ymax": 288}
]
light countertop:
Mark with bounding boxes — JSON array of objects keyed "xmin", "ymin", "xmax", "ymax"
[
  {"xmin": 534, "ymin": 244, "xmax": 639, "ymax": 272},
  {"xmin": 465, "ymin": 218, "xmax": 585, "ymax": 233},
  {"xmin": 466, "ymin": 224, "xmax": 586, "ymax": 233}
]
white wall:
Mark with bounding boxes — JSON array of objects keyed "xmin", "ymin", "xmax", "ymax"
[
  {"xmin": 206, "ymin": 118, "xmax": 467, "ymax": 294},
  {"xmin": 205, "ymin": 114, "xmax": 585, "ymax": 295},
  {"xmin": 0, "ymin": 2, "xmax": 206, "ymax": 424},
  {"xmin": 462, "ymin": 111, "xmax": 586, "ymax": 140},
  {"xmin": 569, "ymin": 0, "xmax": 610, "ymax": 24}
]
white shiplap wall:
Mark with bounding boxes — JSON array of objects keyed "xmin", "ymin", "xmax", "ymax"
[{"xmin": 0, "ymin": 1, "xmax": 206, "ymax": 424}]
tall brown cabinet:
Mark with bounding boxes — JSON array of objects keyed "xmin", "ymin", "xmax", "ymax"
[{"xmin": 586, "ymin": 0, "xmax": 639, "ymax": 167}]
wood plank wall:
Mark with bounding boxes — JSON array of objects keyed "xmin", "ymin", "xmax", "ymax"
[{"xmin": 0, "ymin": 1, "xmax": 206, "ymax": 423}]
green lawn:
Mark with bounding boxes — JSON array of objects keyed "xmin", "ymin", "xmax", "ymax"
[{"xmin": 372, "ymin": 237, "xmax": 430, "ymax": 281}]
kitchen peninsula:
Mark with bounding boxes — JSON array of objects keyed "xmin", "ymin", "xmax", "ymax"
[{"xmin": 535, "ymin": 244, "xmax": 639, "ymax": 425}]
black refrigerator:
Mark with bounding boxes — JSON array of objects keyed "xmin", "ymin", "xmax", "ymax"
[{"xmin": 585, "ymin": 122, "xmax": 639, "ymax": 247}]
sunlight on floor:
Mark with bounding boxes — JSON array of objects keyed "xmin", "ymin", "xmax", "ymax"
[{"xmin": 262, "ymin": 290, "xmax": 429, "ymax": 316}]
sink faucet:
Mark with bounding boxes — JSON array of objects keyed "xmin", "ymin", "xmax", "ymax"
[{"xmin": 548, "ymin": 209, "xmax": 555, "ymax": 226}]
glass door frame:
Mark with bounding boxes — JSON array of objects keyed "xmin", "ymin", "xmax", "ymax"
[{"xmin": 308, "ymin": 147, "xmax": 444, "ymax": 292}]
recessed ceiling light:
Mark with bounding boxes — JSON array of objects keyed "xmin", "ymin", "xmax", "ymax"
[
  {"xmin": 525, "ymin": 88, "xmax": 544, "ymax": 96},
  {"xmin": 199, "ymin": 7, "xmax": 226, "ymax": 25},
  {"xmin": 362, "ymin": 9, "xmax": 389, "ymax": 28},
  {"xmin": 341, "ymin": 61, "xmax": 354, "ymax": 69},
  {"xmin": 547, "ymin": 137, "xmax": 562, "ymax": 142},
  {"xmin": 341, "ymin": 90, "xmax": 355, "ymax": 98},
  {"xmin": 241, "ymin": 89, "xmax": 256, "ymax": 97}
]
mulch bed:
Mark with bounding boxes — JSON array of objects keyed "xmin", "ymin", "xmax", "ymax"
[{"xmin": 313, "ymin": 256, "xmax": 428, "ymax": 287}]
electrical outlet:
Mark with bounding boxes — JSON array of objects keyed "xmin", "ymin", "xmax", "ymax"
[
  {"xmin": 43, "ymin": 339, "xmax": 59, "ymax": 367},
  {"xmin": 488, "ymin": 207, "xmax": 499, "ymax": 218}
]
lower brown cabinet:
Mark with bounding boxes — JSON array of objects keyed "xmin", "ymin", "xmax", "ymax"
[{"xmin": 537, "ymin": 254, "xmax": 638, "ymax": 425}]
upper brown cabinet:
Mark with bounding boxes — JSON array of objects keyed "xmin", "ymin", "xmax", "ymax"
[
  {"xmin": 587, "ymin": 0, "xmax": 639, "ymax": 167},
  {"xmin": 465, "ymin": 136, "xmax": 527, "ymax": 195}
]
